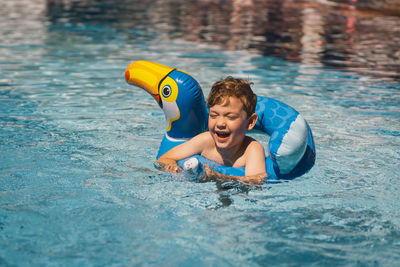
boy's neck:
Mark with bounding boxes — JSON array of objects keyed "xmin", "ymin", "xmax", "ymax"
[{"xmin": 216, "ymin": 137, "xmax": 248, "ymax": 166}]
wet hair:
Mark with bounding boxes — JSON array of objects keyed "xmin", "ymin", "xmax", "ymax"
[{"xmin": 207, "ymin": 76, "xmax": 257, "ymax": 117}]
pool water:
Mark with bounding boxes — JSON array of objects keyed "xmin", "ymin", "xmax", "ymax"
[{"xmin": 1, "ymin": 0, "xmax": 400, "ymax": 266}]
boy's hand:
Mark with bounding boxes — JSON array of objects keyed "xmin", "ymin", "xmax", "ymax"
[
  {"xmin": 200, "ymin": 164, "xmax": 266, "ymax": 184},
  {"xmin": 154, "ymin": 161, "xmax": 182, "ymax": 173},
  {"xmin": 200, "ymin": 164, "xmax": 226, "ymax": 183},
  {"xmin": 200, "ymin": 164, "xmax": 214, "ymax": 182}
]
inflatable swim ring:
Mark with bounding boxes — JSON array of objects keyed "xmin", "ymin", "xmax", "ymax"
[{"xmin": 125, "ymin": 60, "xmax": 315, "ymax": 180}]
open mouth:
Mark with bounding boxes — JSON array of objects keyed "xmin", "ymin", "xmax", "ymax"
[{"xmin": 216, "ymin": 131, "xmax": 230, "ymax": 140}]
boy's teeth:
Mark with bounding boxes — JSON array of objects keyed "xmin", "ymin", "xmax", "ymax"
[{"xmin": 217, "ymin": 132, "xmax": 230, "ymax": 137}]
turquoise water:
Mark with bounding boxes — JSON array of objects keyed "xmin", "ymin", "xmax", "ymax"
[{"xmin": 1, "ymin": 0, "xmax": 400, "ymax": 266}]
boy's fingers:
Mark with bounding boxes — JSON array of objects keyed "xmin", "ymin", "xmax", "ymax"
[
  {"xmin": 154, "ymin": 161, "xmax": 182, "ymax": 173},
  {"xmin": 170, "ymin": 165, "xmax": 182, "ymax": 173},
  {"xmin": 153, "ymin": 161, "xmax": 164, "ymax": 170},
  {"xmin": 200, "ymin": 164, "xmax": 215, "ymax": 182},
  {"xmin": 204, "ymin": 164, "xmax": 214, "ymax": 177},
  {"xmin": 166, "ymin": 164, "xmax": 182, "ymax": 173}
]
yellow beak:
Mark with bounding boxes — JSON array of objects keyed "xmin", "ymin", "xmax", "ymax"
[{"xmin": 125, "ymin": 61, "xmax": 175, "ymax": 103}]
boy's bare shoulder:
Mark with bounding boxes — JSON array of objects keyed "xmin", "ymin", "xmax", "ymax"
[
  {"xmin": 244, "ymin": 136, "xmax": 265, "ymax": 154},
  {"xmin": 189, "ymin": 131, "xmax": 214, "ymax": 147},
  {"xmin": 194, "ymin": 131, "xmax": 213, "ymax": 141}
]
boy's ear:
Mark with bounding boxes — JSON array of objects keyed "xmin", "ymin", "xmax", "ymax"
[{"xmin": 247, "ymin": 113, "xmax": 258, "ymax": 130}]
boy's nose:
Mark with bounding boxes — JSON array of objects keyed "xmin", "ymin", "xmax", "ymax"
[{"xmin": 216, "ymin": 118, "xmax": 227, "ymax": 128}]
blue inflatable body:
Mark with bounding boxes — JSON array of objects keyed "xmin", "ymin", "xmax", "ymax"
[{"xmin": 125, "ymin": 61, "xmax": 315, "ymax": 181}]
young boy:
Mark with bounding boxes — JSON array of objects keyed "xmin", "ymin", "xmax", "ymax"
[{"xmin": 155, "ymin": 77, "xmax": 267, "ymax": 184}]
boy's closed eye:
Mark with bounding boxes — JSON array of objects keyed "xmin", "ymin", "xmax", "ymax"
[
  {"xmin": 209, "ymin": 112, "xmax": 240, "ymax": 120},
  {"xmin": 227, "ymin": 114, "xmax": 239, "ymax": 120}
]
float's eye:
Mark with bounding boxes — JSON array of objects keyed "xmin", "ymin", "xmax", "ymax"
[
  {"xmin": 162, "ymin": 85, "xmax": 172, "ymax": 98},
  {"xmin": 159, "ymin": 77, "xmax": 178, "ymax": 102}
]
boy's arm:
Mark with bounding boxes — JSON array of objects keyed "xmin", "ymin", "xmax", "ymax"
[
  {"xmin": 244, "ymin": 141, "xmax": 267, "ymax": 178},
  {"xmin": 202, "ymin": 141, "xmax": 267, "ymax": 184},
  {"xmin": 155, "ymin": 132, "xmax": 211, "ymax": 173},
  {"xmin": 202, "ymin": 165, "xmax": 267, "ymax": 184}
]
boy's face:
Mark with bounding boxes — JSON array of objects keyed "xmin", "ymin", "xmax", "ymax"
[{"xmin": 208, "ymin": 96, "xmax": 254, "ymax": 151}]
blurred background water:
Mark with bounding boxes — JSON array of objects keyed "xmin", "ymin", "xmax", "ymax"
[{"xmin": 0, "ymin": 0, "xmax": 399, "ymax": 266}]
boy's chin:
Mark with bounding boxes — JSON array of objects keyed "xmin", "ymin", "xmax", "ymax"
[
  {"xmin": 215, "ymin": 136, "xmax": 230, "ymax": 144},
  {"xmin": 214, "ymin": 139, "xmax": 232, "ymax": 150},
  {"xmin": 213, "ymin": 134, "xmax": 230, "ymax": 145}
]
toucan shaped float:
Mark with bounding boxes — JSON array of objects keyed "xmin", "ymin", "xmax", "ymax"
[{"xmin": 125, "ymin": 60, "xmax": 315, "ymax": 180}]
